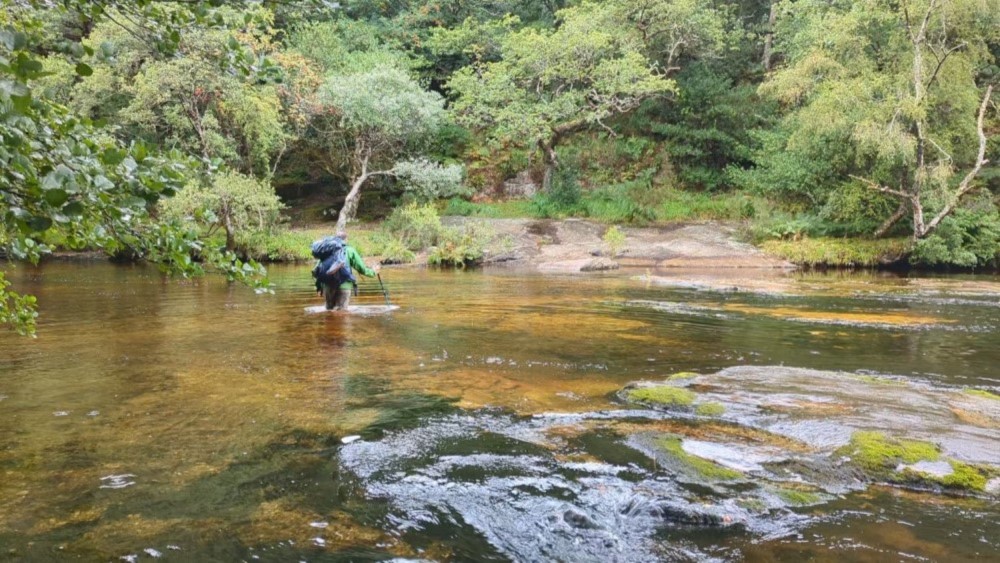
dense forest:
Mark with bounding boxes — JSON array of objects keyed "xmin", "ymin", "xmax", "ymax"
[{"xmin": 2, "ymin": 0, "xmax": 999, "ymax": 334}]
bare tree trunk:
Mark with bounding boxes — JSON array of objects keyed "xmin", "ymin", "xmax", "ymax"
[
  {"xmin": 336, "ymin": 173, "xmax": 368, "ymax": 233},
  {"xmin": 540, "ymin": 142, "xmax": 559, "ymax": 192},
  {"xmin": 919, "ymin": 84, "xmax": 994, "ymax": 238},
  {"xmin": 223, "ymin": 212, "xmax": 235, "ymax": 251},
  {"xmin": 855, "ymin": 2, "xmax": 992, "ymax": 242},
  {"xmin": 762, "ymin": 3, "xmax": 778, "ymax": 72},
  {"xmin": 335, "ymin": 148, "xmax": 395, "ymax": 232}
]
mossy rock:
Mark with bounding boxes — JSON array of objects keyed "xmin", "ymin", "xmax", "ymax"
[
  {"xmin": 849, "ymin": 374, "xmax": 907, "ymax": 387},
  {"xmin": 839, "ymin": 431, "xmax": 996, "ymax": 493},
  {"xmin": 668, "ymin": 372, "xmax": 700, "ymax": 380},
  {"xmin": 627, "ymin": 386, "xmax": 696, "ymax": 407},
  {"xmin": 937, "ymin": 461, "xmax": 991, "ymax": 491},
  {"xmin": 695, "ymin": 402, "xmax": 725, "ymax": 417},
  {"xmin": 964, "ymin": 388, "xmax": 1000, "ymax": 401},
  {"xmin": 775, "ymin": 488, "xmax": 825, "ymax": 507},
  {"xmin": 838, "ymin": 431, "xmax": 940, "ymax": 476},
  {"xmin": 654, "ymin": 436, "xmax": 743, "ymax": 482}
]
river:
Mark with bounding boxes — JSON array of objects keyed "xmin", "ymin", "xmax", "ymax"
[{"xmin": 1, "ymin": 261, "xmax": 998, "ymax": 561}]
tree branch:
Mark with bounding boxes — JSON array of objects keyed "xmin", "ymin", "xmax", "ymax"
[
  {"xmin": 874, "ymin": 201, "xmax": 909, "ymax": 238},
  {"xmin": 925, "ymin": 42, "xmax": 965, "ymax": 89},
  {"xmin": 922, "ymin": 84, "xmax": 993, "ymax": 236},
  {"xmin": 851, "ymin": 175, "xmax": 911, "ymax": 200}
]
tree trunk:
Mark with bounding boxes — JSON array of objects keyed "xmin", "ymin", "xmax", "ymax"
[
  {"xmin": 874, "ymin": 201, "xmax": 908, "ymax": 239},
  {"xmin": 762, "ymin": 3, "xmax": 778, "ymax": 72},
  {"xmin": 223, "ymin": 215, "xmax": 235, "ymax": 251},
  {"xmin": 335, "ymin": 173, "xmax": 368, "ymax": 233},
  {"xmin": 540, "ymin": 141, "xmax": 559, "ymax": 192}
]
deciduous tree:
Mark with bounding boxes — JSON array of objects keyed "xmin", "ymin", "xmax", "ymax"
[
  {"xmin": 762, "ymin": 0, "xmax": 999, "ymax": 242},
  {"xmin": 447, "ymin": 1, "xmax": 675, "ymax": 191},
  {"xmin": 311, "ymin": 66, "xmax": 464, "ymax": 231}
]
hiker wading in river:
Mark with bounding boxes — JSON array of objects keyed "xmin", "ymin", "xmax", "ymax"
[{"xmin": 311, "ymin": 231, "xmax": 380, "ymax": 311}]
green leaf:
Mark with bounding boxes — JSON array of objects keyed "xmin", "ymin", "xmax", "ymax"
[
  {"xmin": 122, "ymin": 196, "xmax": 148, "ymax": 209},
  {"xmin": 10, "ymin": 92, "xmax": 32, "ymax": 113},
  {"xmin": 28, "ymin": 216, "xmax": 52, "ymax": 232},
  {"xmin": 0, "ymin": 28, "xmax": 26, "ymax": 51},
  {"xmin": 75, "ymin": 62, "xmax": 93, "ymax": 77},
  {"xmin": 44, "ymin": 189, "xmax": 69, "ymax": 207},
  {"xmin": 101, "ymin": 148, "xmax": 126, "ymax": 166},
  {"xmin": 63, "ymin": 201, "xmax": 85, "ymax": 217}
]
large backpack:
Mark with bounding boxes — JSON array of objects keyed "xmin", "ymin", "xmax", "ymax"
[
  {"xmin": 311, "ymin": 236, "xmax": 343, "ymax": 260},
  {"xmin": 311, "ymin": 237, "xmax": 355, "ymax": 287}
]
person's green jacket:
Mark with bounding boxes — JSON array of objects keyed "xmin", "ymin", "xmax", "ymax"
[{"xmin": 342, "ymin": 245, "xmax": 376, "ymax": 288}]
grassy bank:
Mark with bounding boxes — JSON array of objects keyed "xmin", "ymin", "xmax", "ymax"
[{"xmin": 759, "ymin": 237, "xmax": 912, "ymax": 268}]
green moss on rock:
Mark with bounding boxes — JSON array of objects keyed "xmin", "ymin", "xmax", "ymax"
[
  {"xmin": 840, "ymin": 431, "xmax": 939, "ymax": 475},
  {"xmin": 964, "ymin": 389, "xmax": 1000, "ymax": 401},
  {"xmin": 656, "ymin": 436, "xmax": 743, "ymax": 481},
  {"xmin": 668, "ymin": 372, "xmax": 700, "ymax": 380},
  {"xmin": 939, "ymin": 461, "xmax": 990, "ymax": 491},
  {"xmin": 628, "ymin": 386, "xmax": 696, "ymax": 407},
  {"xmin": 849, "ymin": 374, "xmax": 906, "ymax": 386},
  {"xmin": 695, "ymin": 402, "xmax": 725, "ymax": 416},
  {"xmin": 776, "ymin": 488, "xmax": 824, "ymax": 506},
  {"xmin": 841, "ymin": 431, "xmax": 995, "ymax": 493}
]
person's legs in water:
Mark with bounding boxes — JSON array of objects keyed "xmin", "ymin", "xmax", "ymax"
[
  {"xmin": 334, "ymin": 282, "xmax": 351, "ymax": 309},
  {"xmin": 323, "ymin": 282, "xmax": 353, "ymax": 311},
  {"xmin": 323, "ymin": 283, "xmax": 337, "ymax": 310}
]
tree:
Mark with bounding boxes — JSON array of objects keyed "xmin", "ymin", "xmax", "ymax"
[
  {"xmin": 762, "ymin": 0, "xmax": 999, "ymax": 241},
  {"xmin": 160, "ymin": 172, "xmax": 285, "ymax": 252},
  {"xmin": 62, "ymin": 9, "xmax": 296, "ymax": 178},
  {"xmin": 0, "ymin": 1, "xmax": 285, "ymax": 335},
  {"xmin": 310, "ymin": 66, "xmax": 465, "ymax": 231},
  {"xmin": 446, "ymin": 1, "xmax": 675, "ymax": 191}
]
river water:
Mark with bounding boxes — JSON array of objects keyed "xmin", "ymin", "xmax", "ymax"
[{"xmin": 1, "ymin": 261, "xmax": 998, "ymax": 561}]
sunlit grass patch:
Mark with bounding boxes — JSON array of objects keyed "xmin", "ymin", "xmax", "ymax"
[{"xmin": 760, "ymin": 237, "xmax": 911, "ymax": 267}]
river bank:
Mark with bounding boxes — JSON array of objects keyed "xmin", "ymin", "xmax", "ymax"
[{"xmin": 30, "ymin": 216, "xmax": 991, "ymax": 287}]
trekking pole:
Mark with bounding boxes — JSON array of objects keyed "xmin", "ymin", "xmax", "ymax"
[{"xmin": 377, "ymin": 273, "xmax": 391, "ymax": 306}]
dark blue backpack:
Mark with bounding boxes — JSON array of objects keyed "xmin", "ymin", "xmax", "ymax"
[
  {"xmin": 311, "ymin": 236, "xmax": 343, "ymax": 260},
  {"xmin": 311, "ymin": 237, "xmax": 354, "ymax": 287}
]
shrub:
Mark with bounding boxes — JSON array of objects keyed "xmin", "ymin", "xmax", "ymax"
[
  {"xmin": 428, "ymin": 222, "xmax": 493, "ymax": 267},
  {"xmin": 159, "ymin": 171, "xmax": 285, "ymax": 253},
  {"xmin": 443, "ymin": 197, "xmax": 500, "ymax": 217},
  {"xmin": 381, "ymin": 202, "xmax": 443, "ymax": 250},
  {"xmin": 910, "ymin": 207, "xmax": 1000, "ymax": 268},
  {"xmin": 602, "ymin": 225, "xmax": 626, "ymax": 257}
]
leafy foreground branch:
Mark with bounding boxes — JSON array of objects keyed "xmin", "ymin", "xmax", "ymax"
[{"xmin": 1, "ymin": 2, "xmax": 278, "ymax": 336}]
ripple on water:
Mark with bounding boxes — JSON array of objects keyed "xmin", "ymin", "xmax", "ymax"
[{"xmin": 100, "ymin": 474, "xmax": 137, "ymax": 490}]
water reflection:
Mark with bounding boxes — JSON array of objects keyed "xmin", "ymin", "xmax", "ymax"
[{"xmin": 0, "ymin": 262, "xmax": 998, "ymax": 560}]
